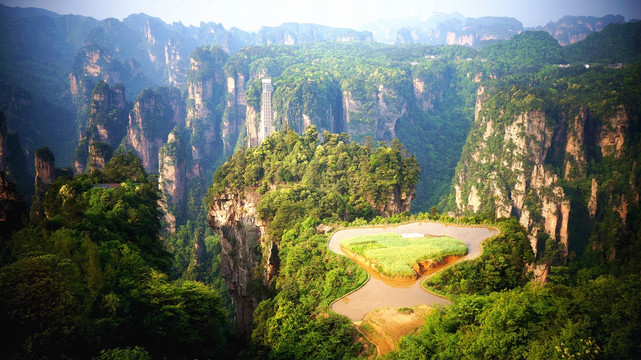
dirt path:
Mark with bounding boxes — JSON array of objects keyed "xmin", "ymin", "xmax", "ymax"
[{"xmin": 329, "ymin": 221, "xmax": 497, "ymax": 321}]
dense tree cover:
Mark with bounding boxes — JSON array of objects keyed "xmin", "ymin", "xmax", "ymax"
[
  {"xmin": 480, "ymin": 31, "xmax": 565, "ymax": 75},
  {"xmin": 228, "ymin": 42, "xmax": 481, "ymax": 210},
  {"xmin": 211, "ymin": 126, "xmax": 419, "ymax": 228},
  {"xmin": 443, "ymin": 61, "xmax": 641, "ymax": 273},
  {"xmin": 390, "ymin": 275, "xmax": 641, "ymax": 360},
  {"xmin": 209, "ymin": 128, "xmax": 420, "ymax": 358},
  {"xmin": 424, "ymin": 218, "xmax": 534, "ymax": 295},
  {"xmin": 250, "ymin": 218, "xmax": 368, "ymax": 359},
  {"xmin": 388, "ymin": 215, "xmax": 641, "ymax": 359},
  {"xmin": 0, "ymin": 153, "xmax": 229, "ymax": 359},
  {"xmin": 565, "ymin": 21, "xmax": 641, "ymax": 65}
]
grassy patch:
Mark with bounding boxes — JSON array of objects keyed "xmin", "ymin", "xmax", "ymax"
[{"xmin": 341, "ymin": 233, "xmax": 468, "ymax": 278}]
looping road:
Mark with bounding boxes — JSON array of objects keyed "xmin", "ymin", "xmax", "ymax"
[{"xmin": 328, "ymin": 221, "xmax": 498, "ymax": 321}]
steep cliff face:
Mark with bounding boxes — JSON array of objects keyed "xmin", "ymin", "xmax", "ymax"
[
  {"xmin": 534, "ymin": 15, "xmax": 625, "ymax": 46},
  {"xmin": 452, "ymin": 107, "xmax": 570, "ymax": 255},
  {"xmin": 342, "ymin": 85, "xmax": 407, "ymax": 142},
  {"xmin": 245, "ymin": 105, "xmax": 260, "ymax": 148},
  {"xmin": 0, "ymin": 170, "xmax": 27, "ymax": 237},
  {"xmin": 207, "ymin": 189, "xmax": 266, "ymax": 338},
  {"xmin": 207, "ymin": 129, "xmax": 418, "ymax": 337},
  {"xmin": 74, "ymin": 82, "xmax": 130, "ymax": 173},
  {"xmin": 448, "ymin": 70, "xmax": 640, "ymax": 273},
  {"xmin": 396, "ymin": 16, "xmax": 523, "ymax": 47},
  {"xmin": 30, "ymin": 147, "xmax": 56, "ymax": 220},
  {"xmin": 222, "ymin": 73, "xmax": 247, "ymax": 154},
  {"xmin": 208, "ymin": 183, "xmax": 415, "ymax": 337},
  {"xmin": 34, "ymin": 148, "xmax": 55, "ymax": 188},
  {"xmin": 125, "ymin": 87, "xmax": 184, "ymax": 172},
  {"xmin": 271, "ymin": 72, "xmax": 344, "ymax": 137},
  {"xmin": 158, "ymin": 129, "xmax": 186, "ymax": 233},
  {"xmin": 185, "ymin": 47, "xmax": 228, "ymax": 179},
  {"xmin": 70, "ymin": 45, "xmax": 149, "ymax": 121}
]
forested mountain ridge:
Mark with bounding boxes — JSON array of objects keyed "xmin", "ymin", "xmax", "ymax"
[
  {"xmin": 445, "ymin": 22, "xmax": 641, "ymax": 281},
  {"xmin": 207, "ymin": 127, "xmax": 418, "ymax": 344},
  {"xmin": 1, "ymin": 4, "xmax": 641, "ymax": 359}
]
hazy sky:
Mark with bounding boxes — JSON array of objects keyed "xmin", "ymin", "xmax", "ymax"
[{"xmin": 2, "ymin": 0, "xmax": 640, "ymax": 31}]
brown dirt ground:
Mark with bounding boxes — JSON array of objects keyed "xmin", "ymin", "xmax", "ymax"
[{"xmin": 356, "ymin": 305, "xmax": 433, "ymax": 357}]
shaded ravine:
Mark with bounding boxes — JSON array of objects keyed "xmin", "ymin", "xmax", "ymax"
[{"xmin": 329, "ymin": 221, "xmax": 498, "ymax": 321}]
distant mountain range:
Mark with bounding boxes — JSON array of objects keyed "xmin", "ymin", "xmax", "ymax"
[{"xmin": 360, "ymin": 12, "xmax": 628, "ymax": 46}]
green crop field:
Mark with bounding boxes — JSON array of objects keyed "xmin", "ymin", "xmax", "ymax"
[{"xmin": 341, "ymin": 233, "xmax": 468, "ymax": 278}]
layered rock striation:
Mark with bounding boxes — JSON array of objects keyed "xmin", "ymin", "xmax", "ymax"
[{"xmin": 447, "ymin": 72, "xmax": 639, "ymax": 276}]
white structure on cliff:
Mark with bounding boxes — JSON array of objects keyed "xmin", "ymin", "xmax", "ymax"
[{"xmin": 259, "ymin": 78, "xmax": 274, "ymax": 142}]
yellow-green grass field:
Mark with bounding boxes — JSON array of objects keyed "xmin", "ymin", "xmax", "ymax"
[{"xmin": 341, "ymin": 233, "xmax": 468, "ymax": 278}]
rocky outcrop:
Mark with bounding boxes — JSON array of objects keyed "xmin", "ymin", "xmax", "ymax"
[
  {"xmin": 379, "ymin": 187, "xmax": 416, "ymax": 217},
  {"xmin": 270, "ymin": 74, "xmax": 344, "ymax": 138},
  {"xmin": 70, "ymin": 45, "xmax": 148, "ymax": 123},
  {"xmin": 396, "ymin": 16, "xmax": 522, "ymax": 47},
  {"xmin": 342, "ymin": 85, "xmax": 407, "ymax": 142},
  {"xmin": 208, "ymin": 178, "xmax": 413, "ymax": 337},
  {"xmin": 185, "ymin": 47, "xmax": 228, "ymax": 178},
  {"xmin": 74, "ymin": 82, "xmax": 130, "ymax": 173},
  {"xmin": 222, "ymin": 73, "xmax": 247, "ymax": 154},
  {"xmin": 0, "ymin": 171, "xmax": 27, "ymax": 238},
  {"xmin": 533, "ymin": 15, "xmax": 625, "ymax": 46},
  {"xmin": 449, "ymin": 80, "xmax": 637, "ymax": 273},
  {"xmin": 158, "ymin": 129, "xmax": 186, "ymax": 233},
  {"xmin": 34, "ymin": 147, "xmax": 55, "ymax": 188},
  {"xmin": 245, "ymin": 105, "xmax": 260, "ymax": 148},
  {"xmin": 599, "ymin": 106, "xmax": 628, "ymax": 157},
  {"xmin": 86, "ymin": 141, "xmax": 112, "ymax": 172},
  {"xmin": 126, "ymin": 87, "xmax": 183, "ymax": 172},
  {"xmin": 588, "ymin": 178, "xmax": 598, "ymax": 218},
  {"xmin": 31, "ymin": 147, "xmax": 56, "ymax": 220},
  {"xmin": 207, "ymin": 189, "xmax": 267, "ymax": 338}
]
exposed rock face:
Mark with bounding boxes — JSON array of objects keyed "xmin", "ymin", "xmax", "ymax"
[
  {"xmin": 87, "ymin": 141, "xmax": 111, "ymax": 172},
  {"xmin": 185, "ymin": 47, "xmax": 228, "ymax": 178},
  {"xmin": 126, "ymin": 87, "xmax": 184, "ymax": 172},
  {"xmin": 31, "ymin": 147, "xmax": 56, "ymax": 220},
  {"xmin": 0, "ymin": 171, "xmax": 27, "ymax": 237},
  {"xmin": 380, "ymin": 187, "xmax": 416, "ymax": 217},
  {"xmin": 222, "ymin": 73, "xmax": 247, "ymax": 154},
  {"xmin": 158, "ymin": 129, "xmax": 186, "ymax": 233},
  {"xmin": 208, "ymin": 182, "xmax": 413, "ymax": 337},
  {"xmin": 396, "ymin": 16, "xmax": 522, "ymax": 47},
  {"xmin": 69, "ymin": 46, "xmax": 148, "ymax": 122},
  {"xmin": 342, "ymin": 85, "xmax": 407, "ymax": 142},
  {"xmin": 599, "ymin": 107, "xmax": 628, "ymax": 157},
  {"xmin": 534, "ymin": 15, "xmax": 625, "ymax": 46},
  {"xmin": 34, "ymin": 148, "xmax": 55, "ymax": 188},
  {"xmin": 413, "ymin": 75, "xmax": 445, "ymax": 112},
  {"xmin": 245, "ymin": 105, "xmax": 260, "ymax": 148},
  {"xmin": 588, "ymin": 178, "xmax": 598, "ymax": 218},
  {"xmin": 207, "ymin": 189, "xmax": 266, "ymax": 338},
  {"xmin": 271, "ymin": 75, "xmax": 344, "ymax": 138},
  {"xmin": 74, "ymin": 82, "xmax": 129, "ymax": 173},
  {"xmin": 449, "ymin": 84, "xmax": 637, "ymax": 273}
]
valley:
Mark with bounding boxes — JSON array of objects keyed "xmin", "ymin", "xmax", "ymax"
[{"xmin": 0, "ymin": 3, "xmax": 640, "ymax": 359}]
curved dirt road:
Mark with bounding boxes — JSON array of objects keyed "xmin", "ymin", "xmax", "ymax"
[{"xmin": 329, "ymin": 221, "xmax": 497, "ymax": 321}]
